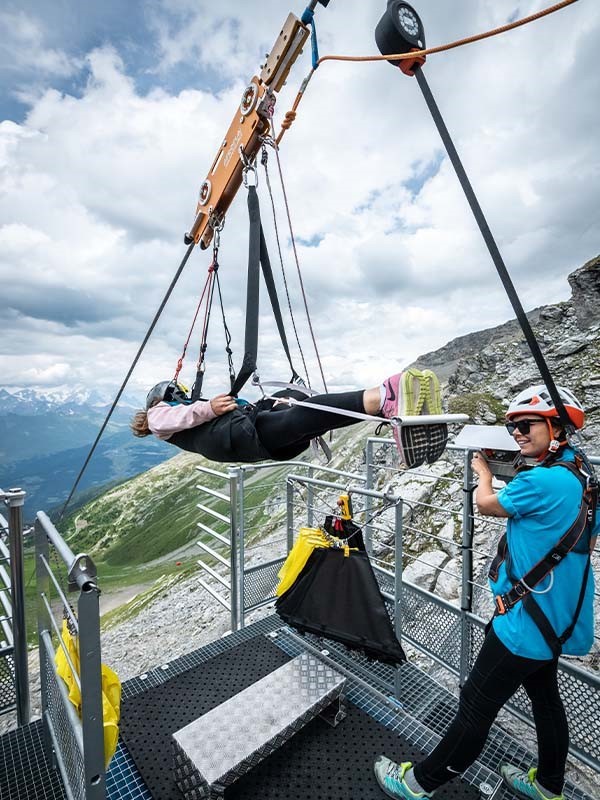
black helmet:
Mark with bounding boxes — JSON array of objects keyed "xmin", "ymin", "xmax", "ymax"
[{"xmin": 145, "ymin": 380, "xmax": 190, "ymax": 410}]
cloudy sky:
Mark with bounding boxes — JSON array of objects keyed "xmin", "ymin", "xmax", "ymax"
[{"xmin": 1, "ymin": 0, "xmax": 598, "ymax": 402}]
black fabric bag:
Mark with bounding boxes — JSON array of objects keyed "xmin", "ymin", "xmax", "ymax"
[{"xmin": 276, "ymin": 548, "xmax": 406, "ymax": 665}]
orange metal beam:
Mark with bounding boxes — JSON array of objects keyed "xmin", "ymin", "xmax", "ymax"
[{"xmin": 185, "ymin": 13, "xmax": 311, "ymax": 249}]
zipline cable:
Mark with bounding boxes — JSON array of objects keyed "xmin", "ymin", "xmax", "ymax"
[
  {"xmin": 277, "ymin": 0, "xmax": 578, "ymax": 143},
  {"xmin": 59, "ymin": 241, "xmax": 196, "ymax": 520}
]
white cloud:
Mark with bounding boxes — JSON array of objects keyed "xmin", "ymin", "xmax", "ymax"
[
  {"xmin": 0, "ymin": 0, "xmax": 599, "ymax": 402},
  {"xmin": 0, "ymin": 10, "xmax": 76, "ymax": 77}
]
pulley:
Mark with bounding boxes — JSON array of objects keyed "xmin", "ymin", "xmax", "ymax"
[{"xmin": 375, "ymin": 1, "xmax": 426, "ymax": 75}]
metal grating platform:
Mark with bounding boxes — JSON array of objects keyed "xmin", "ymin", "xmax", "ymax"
[
  {"xmin": 0, "ymin": 719, "xmax": 67, "ymax": 800},
  {"xmin": 0, "ymin": 615, "xmax": 596, "ymax": 800},
  {"xmin": 119, "ymin": 633, "xmax": 481, "ymax": 800}
]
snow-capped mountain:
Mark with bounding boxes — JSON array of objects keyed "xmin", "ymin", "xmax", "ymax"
[
  {"xmin": 0, "ymin": 386, "xmax": 140, "ymax": 416},
  {"xmin": 0, "ymin": 384, "xmax": 168, "ymax": 517}
]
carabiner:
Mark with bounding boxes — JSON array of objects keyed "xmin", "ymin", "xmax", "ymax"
[{"xmin": 239, "ymin": 146, "xmax": 258, "ymax": 188}]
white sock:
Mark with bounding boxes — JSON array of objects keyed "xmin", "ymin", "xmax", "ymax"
[{"xmin": 404, "ymin": 766, "xmax": 428, "ymax": 795}]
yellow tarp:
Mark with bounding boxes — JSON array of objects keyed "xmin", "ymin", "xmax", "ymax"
[{"xmin": 55, "ymin": 620, "xmax": 121, "ymax": 770}]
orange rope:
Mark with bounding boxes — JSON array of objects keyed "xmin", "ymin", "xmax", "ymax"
[{"xmin": 276, "ymin": 0, "xmax": 578, "ymax": 143}]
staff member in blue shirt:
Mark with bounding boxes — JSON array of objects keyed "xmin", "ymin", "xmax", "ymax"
[{"xmin": 375, "ymin": 385, "xmax": 597, "ymax": 800}]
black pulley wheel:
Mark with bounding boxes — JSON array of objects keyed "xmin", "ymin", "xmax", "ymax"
[{"xmin": 375, "ymin": 1, "xmax": 425, "ymax": 67}]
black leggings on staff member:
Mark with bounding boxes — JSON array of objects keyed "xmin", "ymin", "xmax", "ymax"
[{"xmin": 414, "ymin": 627, "xmax": 568, "ymax": 794}]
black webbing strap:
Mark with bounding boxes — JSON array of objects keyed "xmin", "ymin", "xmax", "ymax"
[
  {"xmin": 493, "ymin": 461, "xmax": 592, "ymax": 615},
  {"xmin": 522, "ymin": 556, "xmax": 592, "ymax": 659},
  {"xmin": 258, "ymin": 223, "xmax": 301, "ymax": 384},
  {"xmin": 231, "ymin": 187, "xmax": 261, "ymax": 397},
  {"xmin": 231, "ymin": 185, "xmax": 300, "ymax": 397},
  {"xmin": 489, "ymin": 535, "xmax": 508, "ymax": 582},
  {"xmin": 413, "ymin": 67, "xmax": 573, "ymax": 436}
]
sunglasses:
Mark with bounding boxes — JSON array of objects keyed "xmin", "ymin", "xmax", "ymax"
[{"xmin": 505, "ymin": 419, "xmax": 546, "ymax": 435}]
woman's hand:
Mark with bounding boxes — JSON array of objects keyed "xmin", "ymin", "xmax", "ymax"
[
  {"xmin": 471, "ymin": 451, "xmax": 493, "ymax": 479},
  {"xmin": 210, "ymin": 394, "xmax": 238, "ymax": 416},
  {"xmin": 471, "ymin": 451, "xmax": 509, "ymax": 517}
]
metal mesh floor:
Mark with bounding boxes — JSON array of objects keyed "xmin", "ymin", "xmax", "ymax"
[
  {"xmin": 0, "ymin": 615, "xmax": 596, "ymax": 800},
  {"xmin": 0, "ymin": 719, "xmax": 67, "ymax": 800},
  {"xmin": 118, "ymin": 632, "xmax": 481, "ymax": 800}
]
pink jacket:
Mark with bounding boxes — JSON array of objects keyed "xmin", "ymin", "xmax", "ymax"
[{"xmin": 147, "ymin": 401, "xmax": 217, "ymax": 440}]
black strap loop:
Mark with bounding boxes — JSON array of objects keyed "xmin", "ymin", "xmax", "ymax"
[{"xmin": 231, "ymin": 185, "xmax": 302, "ymax": 396}]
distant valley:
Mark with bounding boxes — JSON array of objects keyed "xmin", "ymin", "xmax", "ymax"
[{"xmin": 0, "ymin": 388, "xmax": 170, "ymax": 520}]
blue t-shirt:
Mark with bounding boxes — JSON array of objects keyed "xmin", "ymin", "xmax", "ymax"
[{"xmin": 491, "ymin": 449, "xmax": 597, "ymax": 660}]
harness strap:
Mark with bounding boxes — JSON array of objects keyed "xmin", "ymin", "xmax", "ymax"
[
  {"xmin": 231, "ymin": 185, "xmax": 301, "ymax": 397},
  {"xmin": 490, "ymin": 461, "xmax": 590, "ymax": 599},
  {"xmin": 522, "ymin": 556, "xmax": 592, "ymax": 659},
  {"xmin": 492, "ymin": 459, "xmax": 596, "ymax": 654},
  {"xmin": 494, "ymin": 492, "xmax": 590, "ymax": 615},
  {"xmin": 489, "ymin": 535, "xmax": 508, "ymax": 582},
  {"xmin": 258, "ymin": 222, "xmax": 301, "ymax": 384}
]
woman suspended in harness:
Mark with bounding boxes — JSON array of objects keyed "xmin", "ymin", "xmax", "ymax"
[
  {"xmin": 374, "ymin": 384, "xmax": 598, "ymax": 800},
  {"xmin": 130, "ymin": 370, "xmax": 447, "ymax": 468}
]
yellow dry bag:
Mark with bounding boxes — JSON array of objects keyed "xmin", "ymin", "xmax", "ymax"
[{"xmin": 55, "ymin": 620, "xmax": 121, "ymax": 769}]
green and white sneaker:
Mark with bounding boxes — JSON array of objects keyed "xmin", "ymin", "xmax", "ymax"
[
  {"xmin": 500, "ymin": 765, "xmax": 564, "ymax": 800},
  {"xmin": 420, "ymin": 369, "xmax": 442, "ymax": 415},
  {"xmin": 374, "ymin": 757, "xmax": 434, "ymax": 799},
  {"xmin": 400, "ymin": 369, "xmax": 427, "ymax": 416}
]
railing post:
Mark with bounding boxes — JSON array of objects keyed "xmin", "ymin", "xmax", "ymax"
[
  {"xmin": 364, "ymin": 439, "xmax": 374, "ymax": 554},
  {"xmin": 286, "ymin": 478, "xmax": 295, "ymax": 554},
  {"xmin": 459, "ymin": 450, "xmax": 475, "ymax": 685},
  {"xmin": 393, "ymin": 498, "xmax": 403, "ymax": 701},
  {"xmin": 35, "ymin": 516, "xmax": 55, "ymax": 763},
  {"xmin": 307, "ymin": 466, "xmax": 314, "ymax": 527},
  {"xmin": 5, "ymin": 487, "xmax": 30, "ymax": 726},
  {"xmin": 77, "ymin": 575, "xmax": 106, "ymax": 799},
  {"xmin": 238, "ymin": 469, "xmax": 246, "ymax": 629},
  {"xmin": 228, "ymin": 467, "xmax": 240, "ymax": 632}
]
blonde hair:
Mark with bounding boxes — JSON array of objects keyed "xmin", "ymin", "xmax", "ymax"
[{"xmin": 130, "ymin": 409, "xmax": 152, "ymax": 437}]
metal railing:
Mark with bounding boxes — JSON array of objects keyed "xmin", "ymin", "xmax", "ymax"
[
  {"xmin": 0, "ymin": 487, "xmax": 29, "ymax": 725},
  {"xmin": 35, "ymin": 511, "xmax": 106, "ymax": 800},
  {"xmin": 205, "ymin": 440, "xmax": 600, "ymax": 774},
  {"xmin": 194, "ymin": 460, "xmax": 367, "ymax": 631}
]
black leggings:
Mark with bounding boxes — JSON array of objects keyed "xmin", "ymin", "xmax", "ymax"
[
  {"xmin": 414, "ymin": 628, "xmax": 568, "ymax": 794},
  {"xmin": 255, "ymin": 390, "xmax": 366, "ymax": 460}
]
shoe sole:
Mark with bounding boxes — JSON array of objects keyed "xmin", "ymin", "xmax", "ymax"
[
  {"xmin": 421, "ymin": 369, "xmax": 442, "ymax": 415},
  {"xmin": 426, "ymin": 423, "xmax": 448, "ymax": 464},
  {"xmin": 400, "ymin": 425, "xmax": 428, "ymax": 469},
  {"xmin": 400, "ymin": 369, "xmax": 426, "ymax": 416}
]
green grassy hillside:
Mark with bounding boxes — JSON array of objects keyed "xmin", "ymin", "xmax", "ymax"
[{"xmin": 60, "ymin": 452, "xmax": 233, "ymax": 565}]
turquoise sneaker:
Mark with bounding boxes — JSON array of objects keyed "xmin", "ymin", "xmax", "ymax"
[
  {"xmin": 374, "ymin": 757, "xmax": 434, "ymax": 799},
  {"xmin": 500, "ymin": 765, "xmax": 564, "ymax": 800}
]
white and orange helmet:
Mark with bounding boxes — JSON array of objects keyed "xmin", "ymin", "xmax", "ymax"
[{"xmin": 506, "ymin": 384, "xmax": 585, "ymax": 430}]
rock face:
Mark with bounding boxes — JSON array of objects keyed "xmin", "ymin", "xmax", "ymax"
[
  {"xmin": 412, "ymin": 254, "xmax": 600, "ymax": 449},
  {"xmin": 568, "ymin": 255, "xmax": 600, "ymax": 329}
]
